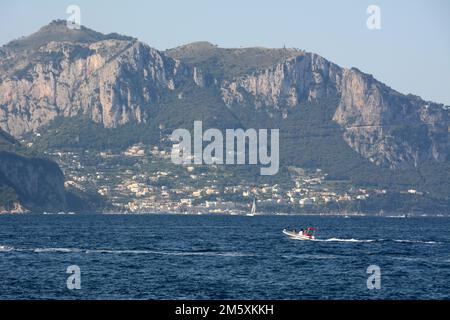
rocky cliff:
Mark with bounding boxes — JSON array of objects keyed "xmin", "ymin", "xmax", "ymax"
[
  {"xmin": 1, "ymin": 21, "xmax": 448, "ymax": 171},
  {"xmin": 0, "ymin": 20, "xmax": 194, "ymax": 137},
  {"xmin": 0, "ymin": 129, "xmax": 67, "ymax": 212},
  {"xmin": 212, "ymin": 52, "xmax": 448, "ymax": 169},
  {"xmin": 0, "ymin": 151, "xmax": 67, "ymax": 212}
]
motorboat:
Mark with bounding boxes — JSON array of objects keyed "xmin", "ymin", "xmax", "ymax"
[{"xmin": 283, "ymin": 227, "xmax": 316, "ymax": 240}]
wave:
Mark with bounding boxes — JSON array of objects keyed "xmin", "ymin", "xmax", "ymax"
[
  {"xmin": 34, "ymin": 248, "xmax": 82, "ymax": 253},
  {"xmin": 315, "ymin": 238, "xmax": 375, "ymax": 243},
  {"xmin": 0, "ymin": 245, "xmax": 250, "ymax": 257},
  {"xmin": 388, "ymin": 256, "xmax": 426, "ymax": 262},
  {"xmin": 86, "ymin": 249, "xmax": 252, "ymax": 257},
  {"xmin": 391, "ymin": 239, "xmax": 439, "ymax": 244},
  {"xmin": 282, "ymin": 253, "xmax": 341, "ymax": 260},
  {"xmin": 1, "ymin": 238, "xmax": 440, "ymax": 256},
  {"xmin": 313, "ymin": 238, "xmax": 440, "ymax": 244},
  {"xmin": 0, "ymin": 245, "xmax": 13, "ymax": 252}
]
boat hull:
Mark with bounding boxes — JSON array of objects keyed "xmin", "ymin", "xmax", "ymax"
[{"xmin": 282, "ymin": 229, "xmax": 315, "ymax": 241}]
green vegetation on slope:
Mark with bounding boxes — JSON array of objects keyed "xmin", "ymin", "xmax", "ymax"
[
  {"xmin": 24, "ymin": 85, "xmax": 450, "ymax": 212},
  {"xmin": 166, "ymin": 42, "xmax": 304, "ymax": 80}
]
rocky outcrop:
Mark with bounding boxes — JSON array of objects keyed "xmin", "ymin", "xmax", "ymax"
[
  {"xmin": 218, "ymin": 52, "xmax": 449, "ymax": 168},
  {"xmin": 0, "ymin": 21, "xmax": 448, "ymax": 169},
  {"xmin": 0, "ymin": 151, "xmax": 67, "ymax": 212},
  {"xmin": 220, "ymin": 53, "xmax": 341, "ymax": 108},
  {"xmin": 0, "ymin": 202, "xmax": 29, "ymax": 214},
  {"xmin": 334, "ymin": 69, "xmax": 448, "ymax": 168},
  {"xmin": 0, "ymin": 127, "xmax": 67, "ymax": 213},
  {"xmin": 0, "ymin": 20, "xmax": 194, "ymax": 137}
]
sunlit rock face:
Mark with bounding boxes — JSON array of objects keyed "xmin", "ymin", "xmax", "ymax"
[
  {"xmin": 0, "ymin": 21, "xmax": 194, "ymax": 137},
  {"xmin": 218, "ymin": 52, "xmax": 448, "ymax": 169},
  {"xmin": 1, "ymin": 21, "xmax": 448, "ymax": 169}
]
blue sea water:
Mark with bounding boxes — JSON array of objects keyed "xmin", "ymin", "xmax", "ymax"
[{"xmin": 0, "ymin": 214, "xmax": 449, "ymax": 300}]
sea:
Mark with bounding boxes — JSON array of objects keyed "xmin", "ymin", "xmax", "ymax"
[{"xmin": 0, "ymin": 214, "xmax": 449, "ymax": 300}]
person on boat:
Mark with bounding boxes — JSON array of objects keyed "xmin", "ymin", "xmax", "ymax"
[{"xmin": 306, "ymin": 227, "xmax": 315, "ymax": 238}]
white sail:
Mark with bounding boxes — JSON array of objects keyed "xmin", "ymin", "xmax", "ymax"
[
  {"xmin": 251, "ymin": 198, "xmax": 256, "ymax": 215},
  {"xmin": 247, "ymin": 198, "xmax": 256, "ymax": 216}
]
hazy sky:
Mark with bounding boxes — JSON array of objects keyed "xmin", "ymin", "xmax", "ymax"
[{"xmin": 1, "ymin": 0, "xmax": 449, "ymax": 105}]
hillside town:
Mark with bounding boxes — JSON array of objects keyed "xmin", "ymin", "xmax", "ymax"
[{"xmin": 44, "ymin": 141, "xmax": 423, "ymax": 215}]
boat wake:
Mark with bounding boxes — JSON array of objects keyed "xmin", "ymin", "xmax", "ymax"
[
  {"xmin": 1, "ymin": 238, "xmax": 441, "ymax": 255},
  {"xmin": 0, "ymin": 245, "xmax": 13, "ymax": 252},
  {"xmin": 85, "ymin": 249, "xmax": 253, "ymax": 257},
  {"xmin": 314, "ymin": 238, "xmax": 375, "ymax": 243},
  {"xmin": 0, "ymin": 245, "xmax": 252, "ymax": 257},
  {"xmin": 313, "ymin": 238, "xmax": 440, "ymax": 244},
  {"xmin": 391, "ymin": 239, "xmax": 439, "ymax": 244},
  {"xmin": 33, "ymin": 248, "xmax": 82, "ymax": 253}
]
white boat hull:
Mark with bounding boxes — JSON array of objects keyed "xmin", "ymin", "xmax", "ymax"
[{"xmin": 283, "ymin": 229, "xmax": 315, "ymax": 241}]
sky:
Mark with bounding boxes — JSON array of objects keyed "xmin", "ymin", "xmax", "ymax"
[{"xmin": 1, "ymin": 0, "xmax": 449, "ymax": 105}]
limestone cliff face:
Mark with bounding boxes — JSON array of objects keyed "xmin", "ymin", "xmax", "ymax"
[
  {"xmin": 1, "ymin": 22, "xmax": 448, "ymax": 169},
  {"xmin": 0, "ymin": 151, "xmax": 67, "ymax": 212},
  {"xmin": 0, "ymin": 21, "xmax": 194, "ymax": 137},
  {"xmin": 1, "ymin": 127, "xmax": 67, "ymax": 213},
  {"xmin": 220, "ymin": 53, "xmax": 342, "ymax": 108},
  {"xmin": 334, "ymin": 69, "xmax": 448, "ymax": 168},
  {"xmin": 218, "ymin": 52, "xmax": 449, "ymax": 168}
]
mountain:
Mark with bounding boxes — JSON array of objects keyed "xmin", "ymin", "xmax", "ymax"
[
  {"xmin": 0, "ymin": 20, "xmax": 194, "ymax": 137},
  {"xmin": 1, "ymin": 21, "xmax": 449, "ymax": 212},
  {"xmin": 166, "ymin": 41, "xmax": 305, "ymax": 80},
  {"xmin": 0, "ymin": 125, "xmax": 105, "ymax": 213},
  {"xmin": 0, "ymin": 128, "xmax": 67, "ymax": 213},
  {"xmin": 168, "ymin": 42, "xmax": 449, "ymax": 169},
  {"xmin": 0, "ymin": 128, "xmax": 19, "ymax": 150}
]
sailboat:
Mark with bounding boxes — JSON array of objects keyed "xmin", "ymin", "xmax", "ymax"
[{"xmin": 246, "ymin": 198, "xmax": 257, "ymax": 216}]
